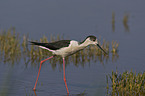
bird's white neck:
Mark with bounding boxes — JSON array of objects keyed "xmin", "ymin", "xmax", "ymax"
[{"xmin": 79, "ymin": 39, "xmax": 92, "ymax": 48}]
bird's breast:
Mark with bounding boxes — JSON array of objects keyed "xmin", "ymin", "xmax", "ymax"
[{"xmin": 54, "ymin": 45, "xmax": 84, "ymax": 58}]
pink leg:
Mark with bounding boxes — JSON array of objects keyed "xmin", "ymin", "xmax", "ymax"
[
  {"xmin": 63, "ymin": 58, "xmax": 69, "ymax": 94},
  {"xmin": 33, "ymin": 56, "xmax": 54, "ymax": 91}
]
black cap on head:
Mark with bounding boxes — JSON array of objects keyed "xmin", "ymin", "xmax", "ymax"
[{"xmin": 87, "ymin": 35, "xmax": 96, "ymax": 41}]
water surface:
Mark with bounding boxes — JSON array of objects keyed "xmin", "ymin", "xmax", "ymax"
[{"xmin": 0, "ymin": 0, "xmax": 145, "ymax": 96}]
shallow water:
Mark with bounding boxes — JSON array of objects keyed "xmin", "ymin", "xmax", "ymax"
[{"xmin": 0, "ymin": 0, "xmax": 145, "ymax": 96}]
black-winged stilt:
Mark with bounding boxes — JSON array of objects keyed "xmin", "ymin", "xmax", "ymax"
[{"xmin": 30, "ymin": 35, "xmax": 107, "ymax": 94}]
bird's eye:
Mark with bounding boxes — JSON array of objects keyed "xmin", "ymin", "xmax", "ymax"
[{"xmin": 93, "ymin": 39, "xmax": 96, "ymax": 41}]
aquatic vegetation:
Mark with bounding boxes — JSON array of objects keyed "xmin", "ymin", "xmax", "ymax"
[
  {"xmin": 111, "ymin": 12, "xmax": 130, "ymax": 32},
  {"xmin": 0, "ymin": 28, "xmax": 21, "ymax": 64},
  {"xmin": 111, "ymin": 40, "xmax": 119, "ymax": 54},
  {"xmin": 106, "ymin": 70, "xmax": 145, "ymax": 96},
  {"xmin": 123, "ymin": 13, "xmax": 129, "ymax": 32},
  {"xmin": 0, "ymin": 28, "xmax": 119, "ymax": 66}
]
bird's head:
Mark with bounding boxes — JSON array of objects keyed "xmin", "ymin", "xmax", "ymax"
[{"xmin": 84, "ymin": 35, "xmax": 107, "ymax": 54}]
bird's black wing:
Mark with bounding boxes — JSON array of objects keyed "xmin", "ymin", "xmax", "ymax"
[{"xmin": 30, "ymin": 40, "xmax": 71, "ymax": 50}]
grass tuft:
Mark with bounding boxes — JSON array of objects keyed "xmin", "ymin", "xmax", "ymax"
[{"xmin": 107, "ymin": 70, "xmax": 145, "ymax": 96}]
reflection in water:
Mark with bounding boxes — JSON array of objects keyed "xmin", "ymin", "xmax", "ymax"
[
  {"xmin": 112, "ymin": 53, "xmax": 119, "ymax": 62},
  {"xmin": 33, "ymin": 90, "xmax": 87, "ymax": 96},
  {"xmin": 33, "ymin": 90, "xmax": 37, "ymax": 96},
  {"xmin": 0, "ymin": 28, "xmax": 119, "ymax": 69},
  {"xmin": 112, "ymin": 12, "xmax": 115, "ymax": 32},
  {"xmin": 0, "ymin": 68, "xmax": 14, "ymax": 96}
]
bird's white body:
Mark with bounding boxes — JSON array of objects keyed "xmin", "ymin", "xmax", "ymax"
[
  {"xmin": 54, "ymin": 40, "xmax": 82, "ymax": 57},
  {"xmin": 39, "ymin": 38, "xmax": 96, "ymax": 58},
  {"xmin": 54, "ymin": 40, "xmax": 79, "ymax": 57}
]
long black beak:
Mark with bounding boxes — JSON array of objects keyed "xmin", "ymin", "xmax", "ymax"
[{"xmin": 97, "ymin": 44, "xmax": 108, "ymax": 55}]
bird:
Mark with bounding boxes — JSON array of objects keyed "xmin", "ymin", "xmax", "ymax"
[{"xmin": 30, "ymin": 35, "xmax": 107, "ymax": 94}]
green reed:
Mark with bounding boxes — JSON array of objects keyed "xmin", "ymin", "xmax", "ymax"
[{"xmin": 106, "ymin": 70, "xmax": 145, "ymax": 96}]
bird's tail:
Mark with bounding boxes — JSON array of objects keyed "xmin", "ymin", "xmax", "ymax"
[
  {"xmin": 29, "ymin": 41, "xmax": 48, "ymax": 48},
  {"xmin": 29, "ymin": 41, "xmax": 41, "ymax": 45}
]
